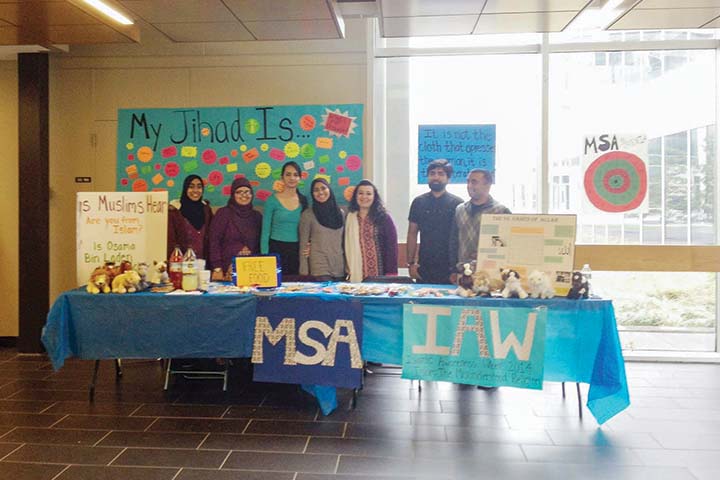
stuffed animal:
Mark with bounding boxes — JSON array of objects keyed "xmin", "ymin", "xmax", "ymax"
[
  {"xmin": 111, "ymin": 270, "xmax": 141, "ymax": 294},
  {"xmin": 500, "ymin": 268, "xmax": 528, "ymax": 299},
  {"xmin": 454, "ymin": 262, "xmax": 477, "ymax": 297},
  {"xmin": 135, "ymin": 262, "xmax": 151, "ymax": 291},
  {"xmin": 566, "ymin": 271, "xmax": 589, "ymax": 299},
  {"xmin": 527, "ymin": 270, "xmax": 555, "ymax": 299},
  {"xmin": 472, "ymin": 270, "xmax": 492, "ymax": 297},
  {"xmin": 87, "ymin": 266, "xmax": 111, "ymax": 294},
  {"xmin": 148, "ymin": 260, "xmax": 169, "ymax": 285}
]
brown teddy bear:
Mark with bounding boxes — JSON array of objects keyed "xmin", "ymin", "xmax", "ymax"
[{"xmin": 87, "ymin": 266, "xmax": 111, "ymax": 294}]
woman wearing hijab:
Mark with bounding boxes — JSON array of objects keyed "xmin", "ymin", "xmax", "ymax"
[
  {"xmin": 167, "ymin": 174, "xmax": 213, "ymax": 259},
  {"xmin": 299, "ymin": 178, "xmax": 346, "ymax": 281},
  {"xmin": 208, "ymin": 177, "xmax": 263, "ymax": 280},
  {"xmin": 260, "ymin": 161, "xmax": 308, "ymax": 275},
  {"xmin": 344, "ymin": 179, "xmax": 398, "ymax": 283}
]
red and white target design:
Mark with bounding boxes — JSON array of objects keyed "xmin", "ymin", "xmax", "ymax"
[{"xmin": 583, "ymin": 150, "xmax": 647, "ymax": 213}]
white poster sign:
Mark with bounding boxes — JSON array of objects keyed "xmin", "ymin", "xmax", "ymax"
[
  {"xmin": 582, "ymin": 133, "xmax": 648, "ymax": 214},
  {"xmin": 476, "ymin": 214, "xmax": 576, "ymax": 296},
  {"xmin": 76, "ymin": 192, "xmax": 168, "ymax": 286}
]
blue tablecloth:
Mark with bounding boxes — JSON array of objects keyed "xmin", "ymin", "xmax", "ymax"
[{"xmin": 42, "ymin": 288, "xmax": 629, "ymax": 424}]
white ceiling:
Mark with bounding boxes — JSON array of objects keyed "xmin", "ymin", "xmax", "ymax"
[{"xmin": 2, "ymin": 0, "xmax": 720, "ymax": 52}]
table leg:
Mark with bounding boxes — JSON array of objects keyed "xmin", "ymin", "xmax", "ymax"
[
  {"xmin": 115, "ymin": 359, "xmax": 123, "ymax": 378},
  {"xmin": 576, "ymin": 382, "xmax": 583, "ymax": 419},
  {"xmin": 89, "ymin": 360, "xmax": 101, "ymax": 401}
]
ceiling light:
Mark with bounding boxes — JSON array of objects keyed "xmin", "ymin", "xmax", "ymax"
[
  {"xmin": 566, "ymin": 0, "xmax": 635, "ymax": 31},
  {"xmin": 83, "ymin": 0, "xmax": 134, "ymax": 25}
]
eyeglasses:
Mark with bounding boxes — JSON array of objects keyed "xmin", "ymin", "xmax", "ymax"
[{"xmin": 235, "ymin": 190, "xmax": 252, "ymax": 196}]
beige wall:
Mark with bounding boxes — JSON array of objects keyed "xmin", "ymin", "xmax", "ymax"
[
  {"xmin": 0, "ymin": 61, "xmax": 18, "ymax": 336},
  {"xmin": 49, "ymin": 19, "xmax": 370, "ymax": 302}
]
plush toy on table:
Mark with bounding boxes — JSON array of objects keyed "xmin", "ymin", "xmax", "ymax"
[
  {"xmin": 566, "ymin": 271, "xmax": 589, "ymax": 299},
  {"xmin": 454, "ymin": 262, "xmax": 491, "ymax": 297},
  {"xmin": 527, "ymin": 270, "xmax": 555, "ymax": 299},
  {"xmin": 135, "ymin": 262, "xmax": 151, "ymax": 291},
  {"xmin": 86, "ymin": 266, "xmax": 111, "ymax": 294},
  {"xmin": 148, "ymin": 260, "xmax": 170, "ymax": 285},
  {"xmin": 500, "ymin": 268, "xmax": 528, "ymax": 299},
  {"xmin": 111, "ymin": 270, "xmax": 142, "ymax": 294}
]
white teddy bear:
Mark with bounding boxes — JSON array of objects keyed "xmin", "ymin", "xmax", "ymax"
[{"xmin": 527, "ymin": 270, "xmax": 555, "ymax": 299}]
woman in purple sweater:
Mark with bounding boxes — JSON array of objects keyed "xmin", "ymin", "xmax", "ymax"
[{"xmin": 209, "ymin": 177, "xmax": 262, "ymax": 280}]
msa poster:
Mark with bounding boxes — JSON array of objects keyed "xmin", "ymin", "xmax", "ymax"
[
  {"xmin": 582, "ymin": 133, "xmax": 648, "ymax": 214},
  {"xmin": 402, "ymin": 305, "xmax": 546, "ymax": 389},
  {"xmin": 117, "ymin": 104, "xmax": 364, "ymax": 207},
  {"xmin": 76, "ymin": 192, "xmax": 168, "ymax": 286},
  {"xmin": 476, "ymin": 214, "xmax": 576, "ymax": 296},
  {"xmin": 418, "ymin": 124, "xmax": 496, "ymax": 184},
  {"xmin": 252, "ymin": 297, "xmax": 364, "ymax": 389}
]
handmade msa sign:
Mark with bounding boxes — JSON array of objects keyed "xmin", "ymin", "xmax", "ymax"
[
  {"xmin": 402, "ymin": 305, "xmax": 546, "ymax": 389},
  {"xmin": 234, "ymin": 255, "xmax": 281, "ymax": 288},
  {"xmin": 418, "ymin": 124, "xmax": 496, "ymax": 184},
  {"xmin": 476, "ymin": 214, "xmax": 576, "ymax": 296},
  {"xmin": 582, "ymin": 133, "xmax": 648, "ymax": 214},
  {"xmin": 76, "ymin": 192, "xmax": 168, "ymax": 286},
  {"xmin": 252, "ymin": 298, "xmax": 363, "ymax": 388},
  {"xmin": 117, "ymin": 104, "xmax": 364, "ymax": 207}
]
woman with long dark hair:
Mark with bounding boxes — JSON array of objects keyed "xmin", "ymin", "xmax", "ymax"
[
  {"xmin": 344, "ymin": 179, "xmax": 398, "ymax": 282},
  {"xmin": 167, "ymin": 174, "xmax": 213, "ymax": 259},
  {"xmin": 260, "ymin": 161, "xmax": 307, "ymax": 275},
  {"xmin": 208, "ymin": 177, "xmax": 262, "ymax": 280},
  {"xmin": 299, "ymin": 178, "xmax": 346, "ymax": 281}
]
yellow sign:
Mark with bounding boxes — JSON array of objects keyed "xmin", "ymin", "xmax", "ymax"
[{"xmin": 235, "ymin": 255, "xmax": 279, "ymax": 288}]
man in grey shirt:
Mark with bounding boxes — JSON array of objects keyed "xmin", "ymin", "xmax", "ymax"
[{"xmin": 449, "ymin": 169, "xmax": 511, "ymax": 282}]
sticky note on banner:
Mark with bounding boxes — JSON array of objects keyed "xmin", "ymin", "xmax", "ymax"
[
  {"xmin": 269, "ymin": 148, "xmax": 285, "ymax": 161},
  {"xmin": 316, "ymin": 137, "xmax": 333, "ymax": 149},
  {"xmin": 226, "ymin": 163, "xmax": 238, "ymax": 172},
  {"xmin": 303, "ymin": 160, "xmax": 315, "ymax": 171},
  {"xmin": 318, "ymin": 154, "xmax": 330, "ymax": 164},
  {"xmin": 181, "ymin": 146, "xmax": 197, "ymax": 158},
  {"xmin": 151, "ymin": 173, "xmax": 164, "ymax": 185},
  {"xmin": 235, "ymin": 255, "xmax": 279, "ymax": 288},
  {"xmin": 243, "ymin": 148, "xmax": 260, "ymax": 163},
  {"xmin": 338, "ymin": 177, "xmax": 351, "ymax": 186},
  {"xmin": 125, "ymin": 164, "xmax": 139, "ymax": 179},
  {"xmin": 183, "ymin": 160, "xmax": 198, "ymax": 172}
]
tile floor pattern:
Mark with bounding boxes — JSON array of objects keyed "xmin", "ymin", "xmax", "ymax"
[{"xmin": 0, "ymin": 348, "xmax": 719, "ymax": 480}]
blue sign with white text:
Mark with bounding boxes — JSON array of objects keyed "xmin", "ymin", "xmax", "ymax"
[
  {"xmin": 418, "ymin": 124, "xmax": 496, "ymax": 184},
  {"xmin": 252, "ymin": 297, "xmax": 363, "ymax": 388},
  {"xmin": 402, "ymin": 305, "xmax": 546, "ymax": 389}
]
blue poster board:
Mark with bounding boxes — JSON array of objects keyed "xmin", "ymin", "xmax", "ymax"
[
  {"xmin": 418, "ymin": 124, "xmax": 496, "ymax": 184},
  {"xmin": 402, "ymin": 305, "xmax": 546, "ymax": 389},
  {"xmin": 117, "ymin": 104, "xmax": 364, "ymax": 207},
  {"xmin": 252, "ymin": 297, "xmax": 364, "ymax": 389}
]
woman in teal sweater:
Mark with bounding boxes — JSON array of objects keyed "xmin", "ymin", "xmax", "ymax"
[{"xmin": 260, "ymin": 161, "xmax": 307, "ymax": 275}]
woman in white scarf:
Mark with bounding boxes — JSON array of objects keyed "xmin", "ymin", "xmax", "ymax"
[{"xmin": 344, "ymin": 180, "xmax": 398, "ymax": 282}]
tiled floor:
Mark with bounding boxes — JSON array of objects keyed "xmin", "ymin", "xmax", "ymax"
[{"xmin": 1, "ymin": 348, "xmax": 719, "ymax": 480}]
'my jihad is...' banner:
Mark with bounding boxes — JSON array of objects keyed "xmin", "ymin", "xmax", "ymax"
[{"xmin": 402, "ymin": 305, "xmax": 546, "ymax": 389}]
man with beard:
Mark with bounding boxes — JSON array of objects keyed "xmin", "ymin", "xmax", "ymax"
[
  {"xmin": 449, "ymin": 169, "xmax": 511, "ymax": 282},
  {"xmin": 406, "ymin": 159, "xmax": 463, "ymax": 284}
]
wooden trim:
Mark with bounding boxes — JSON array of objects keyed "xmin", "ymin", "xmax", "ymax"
[
  {"xmin": 18, "ymin": 53, "xmax": 49, "ymax": 353},
  {"xmin": 397, "ymin": 243, "xmax": 720, "ymax": 272}
]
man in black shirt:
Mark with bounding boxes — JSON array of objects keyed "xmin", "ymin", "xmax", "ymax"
[{"xmin": 407, "ymin": 159, "xmax": 463, "ymax": 284}]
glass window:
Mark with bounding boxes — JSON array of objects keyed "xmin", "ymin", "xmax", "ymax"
[
  {"xmin": 549, "ymin": 49, "xmax": 716, "ymax": 246},
  {"xmin": 380, "ymin": 54, "xmax": 542, "ymax": 236}
]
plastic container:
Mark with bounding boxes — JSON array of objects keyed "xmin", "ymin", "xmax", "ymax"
[{"xmin": 168, "ymin": 246, "xmax": 183, "ymax": 290}]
